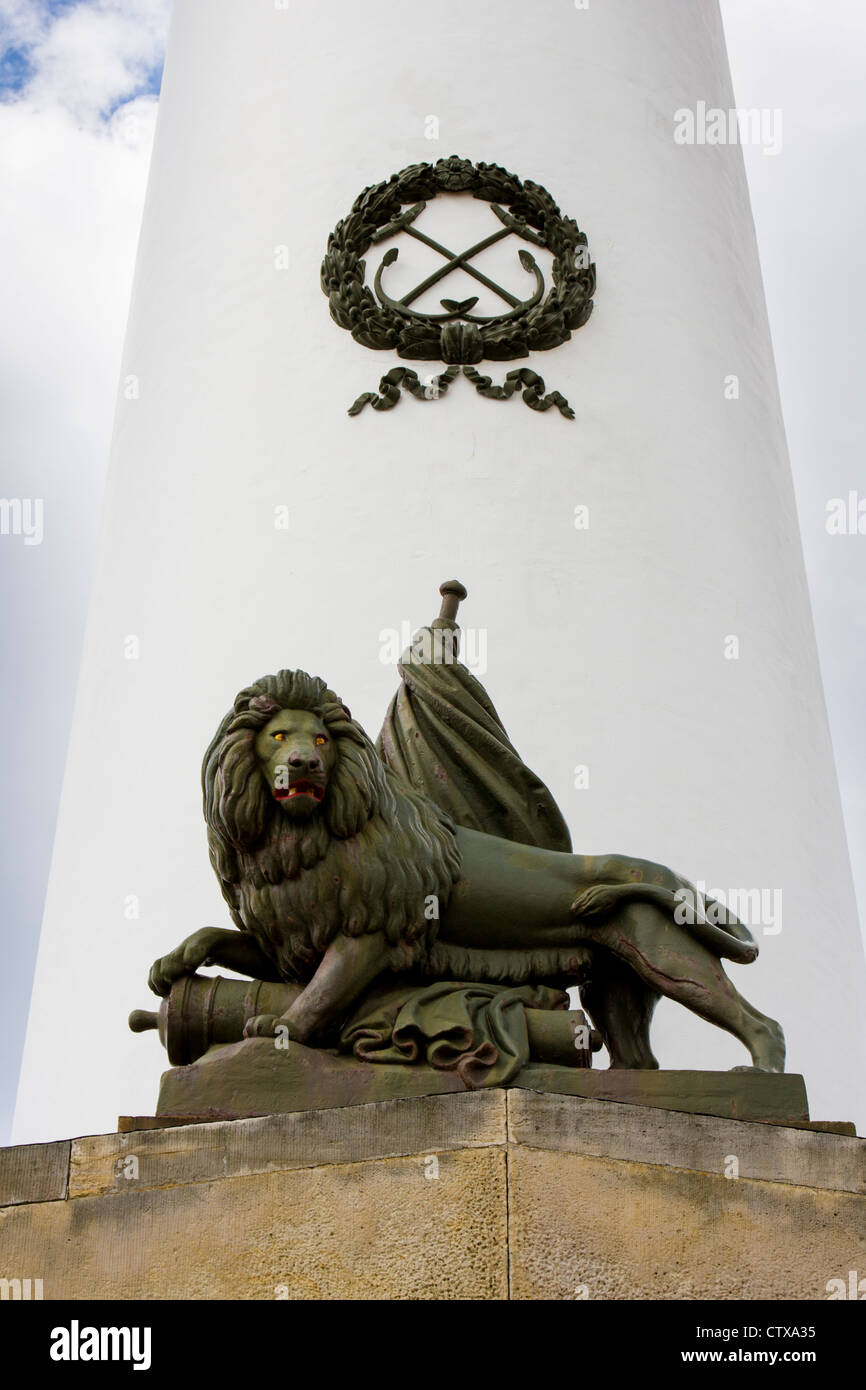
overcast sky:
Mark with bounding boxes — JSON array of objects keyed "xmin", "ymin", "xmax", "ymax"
[{"xmin": 1, "ymin": 0, "xmax": 864, "ymax": 1144}]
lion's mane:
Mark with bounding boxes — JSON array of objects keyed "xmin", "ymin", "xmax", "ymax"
[{"xmin": 202, "ymin": 670, "xmax": 462, "ymax": 982}]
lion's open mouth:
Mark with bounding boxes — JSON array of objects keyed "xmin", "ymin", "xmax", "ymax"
[{"xmin": 274, "ymin": 780, "xmax": 325, "ymax": 803}]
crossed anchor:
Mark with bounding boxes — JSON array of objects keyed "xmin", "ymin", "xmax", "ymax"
[
  {"xmin": 371, "ymin": 201, "xmax": 547, "ymax": 323},
  {"xmin": 351, "ymin": 198, "xmax": 578, "ymax": 418}
]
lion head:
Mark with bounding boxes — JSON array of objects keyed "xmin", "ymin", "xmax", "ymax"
[{"xmin": 202, "ymin": 670, "xmax": 461, "ymax": 981}]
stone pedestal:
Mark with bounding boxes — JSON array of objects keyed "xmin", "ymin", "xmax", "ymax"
[
  {"xmin": 1, "ymin": 1089, "xmax": 863, "ymax": 1300},
  {"xmin": 150, "ymin": 1037, "xmax": 818, "ymax": 1129}
]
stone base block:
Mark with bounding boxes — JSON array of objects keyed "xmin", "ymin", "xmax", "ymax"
[
  {"xmin": 154, "ymin": 1036, "xmax": 814, "ymax": 1128},
  {"xmin": 1, "ymin": 1089, "xmax": 864, "ymax": 1300}
]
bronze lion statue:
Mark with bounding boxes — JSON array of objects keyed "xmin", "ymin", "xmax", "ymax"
[{"xmin": 149, "ymin": 666, "xmax": 785, "ymax": 1073}]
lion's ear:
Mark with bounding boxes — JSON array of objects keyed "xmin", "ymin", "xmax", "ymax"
[{"xmin": 249, "ymin": 693, "xmax": 279, "ymax": 716}]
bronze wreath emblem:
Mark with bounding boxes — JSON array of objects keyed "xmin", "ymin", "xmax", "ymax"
[{"xmin": 321, "ymin": 155, "xmax": 595, "ymax": 418}]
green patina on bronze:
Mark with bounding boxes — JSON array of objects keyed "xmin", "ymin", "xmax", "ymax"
[
  {"xmin": 132, "ymin": 973, "xmax": 601, "ymax": 1087},
  {"xmin": 320, "ymin": 155, "xmax": 595, "ymax": 417},
  {"xmin": 137, "ymin": 581, "xmax": 786, "ymax": 1092}
]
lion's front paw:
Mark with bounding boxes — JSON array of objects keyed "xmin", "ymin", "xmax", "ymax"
[
  {"xmin": 148, "ymin": 949, "xmax": 188, "ymax": 997},
  {"xmin": 147, "ymin": 929, "xmax": 220, "ymax": 997},
  {"xmin": 242, "ymin": 1013, "xmax": 282, "ymax": 1040}
]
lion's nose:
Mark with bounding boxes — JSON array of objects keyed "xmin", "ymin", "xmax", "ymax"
[{"xmin": 288, "ymin": 750, "xmax": 321, "ymax": 771}]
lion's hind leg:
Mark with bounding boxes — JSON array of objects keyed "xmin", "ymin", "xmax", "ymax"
[
  {"xmin": 587, "ymin": 902, "xmax": 785, "ymax": 1072},
  {"xmin": 578, "ymin": 955, "xmax": 660, "ymax": 1070}
]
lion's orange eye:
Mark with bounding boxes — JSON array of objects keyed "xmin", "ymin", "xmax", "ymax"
[
  {"xmin": 273, "ymin": 732, "xmax": 286, "ymax": 742},
  {"xmin": 315, "ymin": 736, "xmax": 326, "ymax": 746}
]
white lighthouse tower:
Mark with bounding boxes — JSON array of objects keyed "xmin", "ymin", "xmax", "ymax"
[{"xmin": 14, "ymin": 0, "xmax": 866, "ymax": 1141}]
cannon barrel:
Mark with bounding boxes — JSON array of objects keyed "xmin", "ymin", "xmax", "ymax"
[
  {"xmin": 131, "ymin": 973, "xmax": 602, "ymax": 1069},
  {"xmin": 128, "ymin": 975, "xmax": 302, "ymax": 1066}
]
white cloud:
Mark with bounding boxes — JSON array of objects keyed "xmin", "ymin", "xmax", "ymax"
[
  {"xmin": 0, "ymin": 0, "xmax": 46, "ymax": 51},
  {"xmin": 0, "ymin": 0, "xmax": 170, "ymax": 504},
  {"xmin": 0, "ymin": 0, "xmax": 171, "ymax": 1143},
  {"xmin": 12, "ymin": 0, "xmax": 169, "ymax": 124}
]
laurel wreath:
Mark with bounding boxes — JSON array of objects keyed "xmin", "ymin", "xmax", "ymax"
[{"xmin": 321, "ymin": 156, "xmax": 595, "ymax": 416}]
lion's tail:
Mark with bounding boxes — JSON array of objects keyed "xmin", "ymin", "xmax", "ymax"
[
  {"xmin": 570, "ymin": 882, "xmax": 758, "ymax": 964},
  {"xmin": 683, "ymin": 895, "xmax": 758, "ymax": 963}
]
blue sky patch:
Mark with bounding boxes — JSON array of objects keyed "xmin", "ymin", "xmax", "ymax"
[
  {"xmin": 0, "ymin": 1, "xmax": 165, "ymax": 108},
  {"xmin": 0, "ymin": 45, "xmax": 34, "ymax": 96}
]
